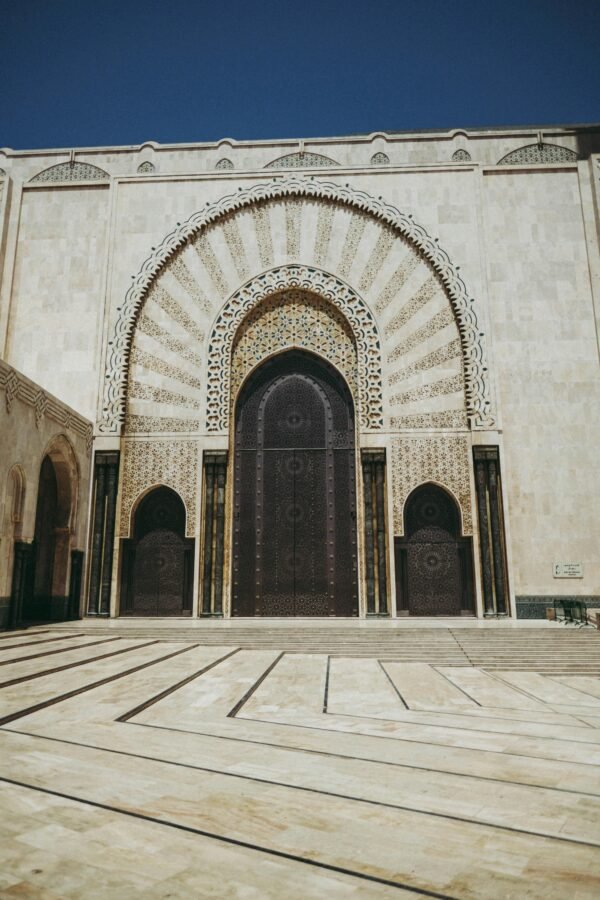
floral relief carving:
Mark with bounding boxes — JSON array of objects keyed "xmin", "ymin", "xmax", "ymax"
[
  {"xmin": 102, "ymin": 176, "xmax": 494, "ymax": 434},
  {"xmin": 391, "ymin": 436, "xmax": 473, "ymax": 535},
  {"xmin": 497, "ymin": 143, "xmax": 577, "ymax": 165},
  {"xmin": 371, "ymin": 152, "xmax": 390, "ymax": 165},
  {"xmin": 388, "ymin": 339, "xmax": 462, "ymax": 386},
  {"xmin": 207, "ymin": 265, "xmax": 383, "ymax": 432},
  {"xmin": 265, "ymin": 151, "xmax": 339, "ymax": 169},
  {"xmin": 119, "ymin": 440, "xmax": 199, "ymax": 537},
  {"xmin": 388, "ymin": 308, "xmax": 455, "ymax": 363},
  {"xmin": 30, "ymin": 161, "xmax": 110, "ymax": 183},
  {"xmin": 231, "ymin": 292, "xmax": 358, "ymax": 405}
]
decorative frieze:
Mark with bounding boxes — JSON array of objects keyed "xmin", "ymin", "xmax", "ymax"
[{"xmin": 0, "ymin": 360, "xmax": 93, "ymax": 449}]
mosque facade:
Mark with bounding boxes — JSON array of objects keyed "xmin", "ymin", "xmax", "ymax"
[{"xmin": 0, "ymin": 125, "xmax": 599, "ymax": 625}]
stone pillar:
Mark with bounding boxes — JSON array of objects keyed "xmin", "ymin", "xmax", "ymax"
[
  {"xmin": 68, "ymin": 550, "xmax": 84, "ymax": 619},
  {"xmin": 473, "ymin": 447, "xmax": 510, "ymax": 617},
  {"xmin": 201, "ymin": 452, "xmax": 227, "ymax": 616},
  {"xmin": 87, "ymin": 451, "xmax": 120, "ymax": 617},
  {"xmin": 474, "ymin": 459, "xmax": 495, "ymax": 616},
  {"xmin": 9, "ymin": 541, "xmax": 34, "ymax": 628},
  {"xmin": 361, "ymin": 450, "xmax": 389, "ymax": 616}
]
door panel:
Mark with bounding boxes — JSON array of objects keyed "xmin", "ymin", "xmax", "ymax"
[
  {"xmin": 120, "ymin": 487, "xmax": 193, "ymax": 616},
  {"xmin": 232, "ymin": 350, "xmax": 358, "ymax": 617},
  {"xmin": 394, "ymin": 484, "xmax": 474, "ymax": 616}
]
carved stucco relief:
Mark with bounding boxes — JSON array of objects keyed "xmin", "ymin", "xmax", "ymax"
[
  {"xmin": 208, "ymin": 266, "xmax": 382, "ymax": 431},
  {"xmin": 230, "ymin": 290, "xmax": 358, "ymax": 405},
  {"xmin": 102, "ymin": 176, "xmax": 494, "ymax": 436},
  {"xmin": 391, "ymin": 436, "xmax": 473, "ymax": 535},
  {"xmin": 119, "ymin": 440, "xmax": 199, "ymax": 537}
]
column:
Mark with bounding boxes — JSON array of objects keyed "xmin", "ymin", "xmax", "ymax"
[
  {"xmin": 361, "ymin": 450, "xmax": 389, "ymax": 616},
  {"xmin": 473, "ymin": 447, "xmax": 510, "ymax": 617},
  {"xmin": 201, "ymin": 452, "xmax": 227, "ymax": 616},
  {"xmin": 9, "ymin": 541, "xmax": 34, "ymax": 628},
  {"xmin": 87, "ymin": 451, "xmax": 120, "ymax": 617}
]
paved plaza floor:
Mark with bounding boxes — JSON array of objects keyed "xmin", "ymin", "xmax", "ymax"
[{"xmin": 0, "ymin": 625, "xmax": 599, "ymax": 897}]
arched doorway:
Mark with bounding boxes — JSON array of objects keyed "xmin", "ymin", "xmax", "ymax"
[
  {"xmin": 394, "ymin": 484, "xmax": 475, "ymax": 616},
  {"xmin": 120, "ymin": 487, "xmax": 194, "ymax": 616},
  {"xmin": 232, "ymin": 350, "xmax": 358, "ymax": 616}
]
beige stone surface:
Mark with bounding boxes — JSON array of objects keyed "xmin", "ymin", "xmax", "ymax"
[{"xmin": 0, "ymin": 629, "xmax": 599, "ymax": 897}]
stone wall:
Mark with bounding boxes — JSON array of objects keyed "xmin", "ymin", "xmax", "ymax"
[
  {"xmin": 0, "ymin": 128, "xmax": 598, "ymax": 616},
  {"xmin": 0, "ymin": 360, "xmax": 92, "ymax": 626}
]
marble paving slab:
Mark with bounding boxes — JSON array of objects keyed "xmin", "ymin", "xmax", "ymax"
[{"xmin": 1, "ymin": 637, "xmax": 600, "ymax": 897}]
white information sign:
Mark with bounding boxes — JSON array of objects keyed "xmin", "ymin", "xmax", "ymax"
[{"xmin": 553, "ymin": 562, "xmax": 583, "ymax": 579}]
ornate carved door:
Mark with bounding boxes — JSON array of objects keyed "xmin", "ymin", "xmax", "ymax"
[
  {"xmin": 233, "ymin": 351, "xmax": 358, "ymax": 616},
  {"xmin": 120, "ymin": 487, "xmax": 193, "ymax": 616},
  {"xmin": 394, "ymin": 485, "xmax": 474, "ymax": 616}
]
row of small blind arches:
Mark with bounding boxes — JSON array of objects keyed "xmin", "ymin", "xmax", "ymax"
[{"xmin": 0, "ymin": 142, "xmax": 578, "ymax": 183}]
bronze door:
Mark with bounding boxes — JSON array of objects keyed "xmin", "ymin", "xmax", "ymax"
[
  {"xmin": 233, "ymin": 350, "xmax": 358, "ymax": 616},
  {"xmin": 120, "ymin": 487, "xmax": 193, "ymax": 616},
  {"xmin": 395, "ymin": 484, "xmax": 474, "ymax": 616}
]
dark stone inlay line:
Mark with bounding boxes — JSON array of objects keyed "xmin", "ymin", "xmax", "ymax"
[
  {"xmin": 0, "ymin": 639, "xmax": 149, "ymax": 688},
  {"xmin": 0, "ymin": 629, "xmax": 50, "ymax": 641},
  {"xmin": 378, "ymin": 660, "xmax": 409, "ymax": 709},
  {"xmin": 0, "ymin": 637, "xmax": 121, "ymax": 667},
  {"xmin": 448, "ymin": 629, "xmax": 476, "ymax": 665},
  {"xmin": 373, "ymin": 702, "xmax": 592, "ymax": 732},
  {"xmin": 0, "ymin": 774, "xmax": 456, "ymax": 899},
  {"xmin": 227, "ymin": 651, "xmax": 285, "ymax": 718},
  {"xmin": 432, "ymin": 666, "xmax": 483, "ymax": 707},
  {"xmin": 117, "ymin": 647, "xmax": 240, "ymax": 722},
  {"xmin": 3, "ymin": 727, "xmax": 599, "ymax": 850},
  {"xmin": 0, "ymin": 642, "xmax": 200, "ymax": 726},
  {"xmin": 546, "ymin": 675, "xmax": 600, "ymax": 705},
  {"xmin": 0, "ymin": 633, "xmax": 83, "ymax": 652},
  {"xmin": 487, "ymin": 669, "xmax": 600, "ymax": 712},
  {"xmin": 322, "ymin": 656, "xmax": 331, "ymax": 713},
  {"xmin": 236, "ymin": 712, "xmax": 600, "ymax": 769},
  {"xmin": 322, "ymin": 708, "xmax": 600, "ymax": 748},
  {"xmin": 128, "ymin": 720, "xmax": 600, "ymax": 799}
]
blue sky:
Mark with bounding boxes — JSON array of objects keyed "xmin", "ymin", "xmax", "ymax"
[{"xmin": 1, "ymin": 0, "xmax": 598, "ymax": 149}]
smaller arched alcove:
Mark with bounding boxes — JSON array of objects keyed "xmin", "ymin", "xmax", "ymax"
[
  {"xmin": 120, "ymin": 486, "xmax": 194, "ymax": 616},
  {"xmin": 394, "ymin": 483, "xmax": 474, "ymax": 616},
  {"xmin": 22, "ymin": 439, "xmax": 78, "ymax": 623}
]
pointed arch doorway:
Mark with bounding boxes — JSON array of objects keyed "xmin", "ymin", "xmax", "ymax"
[{"xmin": 232, "ymin": 350, "xmax": 359, "ymax": 616}]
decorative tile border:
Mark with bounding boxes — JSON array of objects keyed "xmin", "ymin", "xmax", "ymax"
[
  {"xmin": 516, "ymin": 596, "xmax": 600, "ymax": 619},
  {"xmin": 0, "ymin": 360, "xmax": 93, "ymax": 449}
]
